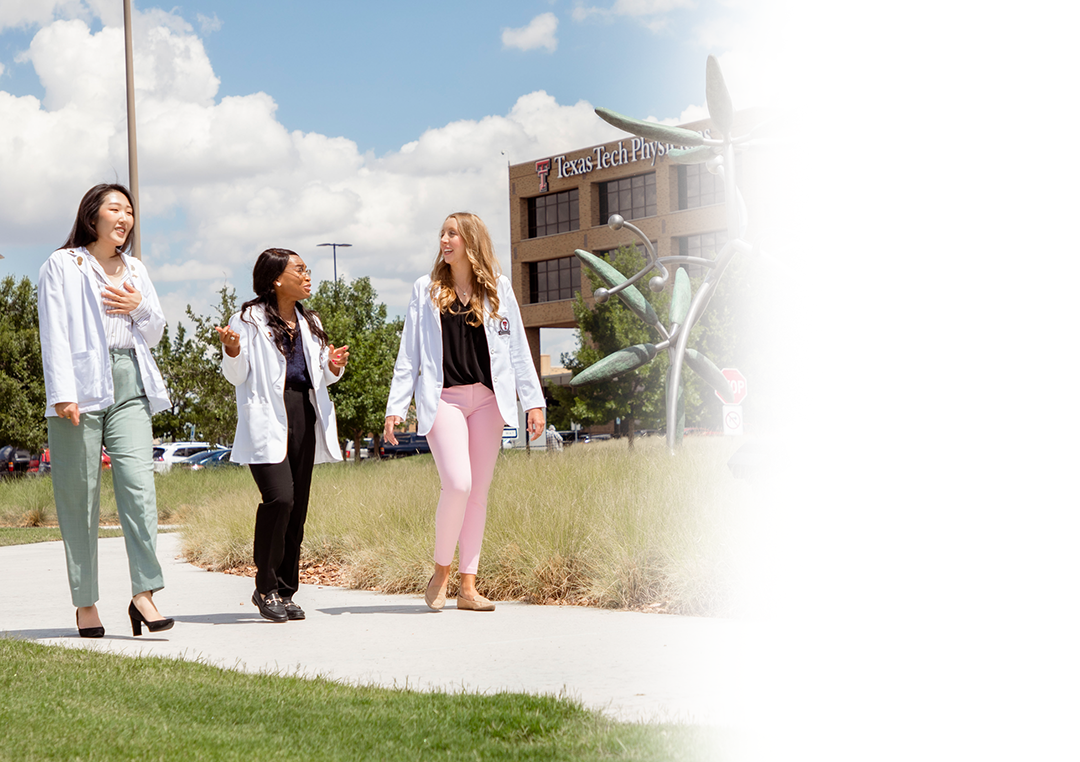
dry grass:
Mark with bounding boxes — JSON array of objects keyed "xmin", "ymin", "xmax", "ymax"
[
  {"xmin": 0, "ymin": 467, "xmax": 182, "ymax": 527},
  {"xmin": 0, "ymin": 476, "xmax": 66, "ymax": 527},
  {"xmin": 180, "ymin": 436, "xmax": 755, "ymax": 616}
]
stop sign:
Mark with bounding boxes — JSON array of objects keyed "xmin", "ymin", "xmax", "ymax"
[{"xmin": 719, "ymin": 368, "xmax": 747, "ymax": 404}]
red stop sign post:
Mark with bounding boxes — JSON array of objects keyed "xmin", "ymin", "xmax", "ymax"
[
  {"xmin": 716, "ymin": 368, "xmax": 747, "ymax": 404},
  {"xmin": 717, "ymin": 368, "xmax": 746, "ymax": 435}
]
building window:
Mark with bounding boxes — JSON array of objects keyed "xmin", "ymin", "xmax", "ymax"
[
  {"xmin": 677, "ymin": 163, "xmax": 724, "ymax": 210},
  {"xmin": 599, "ymin": 172, "xmax": 656, "ymax": 223},
  {"xmin": 527, "ymin": 189, "xmax": 579, "ymax": 238},
  {"xmin": 594, "ymin": 242, "xmax": 650, "ymax": 261},
  {"xmin": 529, "ymin": 256, "xmax": 581, "ymax": 304},
  {"xmin": 677, "ymin": 231, "xmax": 727, "ymax": 277}
]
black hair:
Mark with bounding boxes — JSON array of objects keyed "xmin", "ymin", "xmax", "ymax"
[
  {"xmin": 61, "ymin": 184, "xmax": 135, "ymax": 255},
  {"xmin": 239, "ymin": 248, "xmax": 329, "ymax": 354}
]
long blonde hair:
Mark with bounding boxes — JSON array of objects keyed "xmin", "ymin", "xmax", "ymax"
[{"xmin": 429, "ymin": 212, "xmax": 501, "ymax": 326}]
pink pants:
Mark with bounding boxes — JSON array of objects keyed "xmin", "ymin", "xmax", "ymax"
[{"xmin": 425, "ymin": 383, "xmax": 505, "ymax": 575}]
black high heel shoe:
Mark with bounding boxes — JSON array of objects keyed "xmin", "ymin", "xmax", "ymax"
[
  {"xmin": 129, "ymin": 600, "xmax": 174, "ymax": 636},
  {"xmin": 76, "ymin": 610, "xmax": 104, "ymax": 639}
]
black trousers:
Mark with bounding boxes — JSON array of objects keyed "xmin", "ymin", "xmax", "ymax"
[{"xmin": 249, "ymin": 388, "xmax": 316, "ymax": 597}]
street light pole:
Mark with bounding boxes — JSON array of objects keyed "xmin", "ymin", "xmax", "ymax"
[
  {"xmin": 123, "ymin": 0, "xmax": 141, "ymax": 259},
  {"xmin": 317, "ymin": 242, "xmax": 352, "ymax": 284}
]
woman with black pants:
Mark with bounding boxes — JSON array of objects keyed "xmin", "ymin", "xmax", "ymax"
[{"xmin": 216, "ymin": 249, "xmax": 348, "ymax": 622}]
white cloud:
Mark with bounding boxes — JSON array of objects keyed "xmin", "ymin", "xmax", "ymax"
[
  {"xmin": 0, "ymin": 7, "xmax": 636, "ymax": 325},
  {"xmin": 501, "ymin": 12, "xmax": 558, "ymax": 52},
  {"xmin": 196, "ymin": 12, "xmax": 221, "ymax": 34}
]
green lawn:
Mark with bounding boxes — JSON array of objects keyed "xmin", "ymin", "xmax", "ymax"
[
  {"xmin": 0, "ymin": 526, "xmax": 125, "ymax": 547},
  {"xmin": 0, "ymin": 638, "xmax": 722, "ymax": 761}
]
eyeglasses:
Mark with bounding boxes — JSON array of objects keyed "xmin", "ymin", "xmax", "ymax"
[{"xmin": 291, "ymin": 267, "xmax": 312, "ymax": 278}]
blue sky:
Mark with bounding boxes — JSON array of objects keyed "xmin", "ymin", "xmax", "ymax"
[
  {"xmin": 0, "ymin": 0, "xmax": 782, "ymax": 358},
  {"xmin": 1, "ymin": 2, "xmax": 730, "ymax": 158}
]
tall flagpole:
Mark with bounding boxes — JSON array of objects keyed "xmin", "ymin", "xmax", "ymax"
[{"xmin": 123, "ymin": 0, "xmax": 141, "ymax": 259}]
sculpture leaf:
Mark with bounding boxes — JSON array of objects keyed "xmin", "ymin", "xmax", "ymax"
[
  {"xmin": 595, "ymin": 107, "xmax": 705, "ymax": 147},
  {"xmin": 684, "ymin": 348, "xmax": 734, "ymax": 403},
  {"xmin": 705, "ymin": 55, "xmax": 734, "ymax": 135},
  {"xmin": 667, "ymin": 146, "xmax": 718, "ymax": 165},
  {"xmin": 571, "ymin": 344, "xmax": 657, "ymax": 386},
  {"xmin": 575, "ymin": 249, "xmax": 659, "ymax": 326},
  {"xmin": 670, "ymin": 268, "xmax": 691, "ymax": 326}
]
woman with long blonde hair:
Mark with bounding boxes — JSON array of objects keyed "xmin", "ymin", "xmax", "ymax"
[{"xmin": 385, "ymin": 212, "xmax": 545, "ymax": 611}]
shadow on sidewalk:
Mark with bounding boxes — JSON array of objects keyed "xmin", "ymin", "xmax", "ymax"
[{"xmin": 317, "ymin": 604, "xmax": 433, "ymax": 616}]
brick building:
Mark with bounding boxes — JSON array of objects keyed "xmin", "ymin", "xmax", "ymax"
[{"xmin": 507, "ymin": 110, "xmax": 770, "ymax": 376}]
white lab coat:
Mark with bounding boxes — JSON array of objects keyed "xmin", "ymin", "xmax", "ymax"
[
  {"xmin": 386, "ymin": 274, "xmax": 545, "ymax": 436},
  {"xmin": 37, "ymin": 247, "xmax": 171, "ymax": 416},
  {"xmin": 221, "ymin": 303, "xmax": 343, "ymax": 465}
]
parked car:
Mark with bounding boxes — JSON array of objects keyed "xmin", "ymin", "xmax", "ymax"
[
  {"xmin": 183, "ymin": 448, "xmax": 238, "ymax": 470},
  {"xmin": 682, "ymin": 427, "xmax": 720, "ymax": 437},
  {"xmin": 379, "ymin": 432, "xmax": 430, "ymax": 458},
  {"xmin": 153, "ymin": 442, "xmax": 212, "ymax": 473},
  {"xmin": 582, "ymin": 434, "xmax": 612, "ymax": 443},
  {"xmin": 344, "ymin": 437, "xmax": 374, "ymax": 461},
  {"xmin": 0, "ymin": 445, "xmax": 32, "ymax": 478},
  {"xmin": 557, "ymin": 431, "xmax": 609, "ymax": 445},
  {"xmin": 172, "ymin": 449, "xmax": 220, "ymax": 471}
]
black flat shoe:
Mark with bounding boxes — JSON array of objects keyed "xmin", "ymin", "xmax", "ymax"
[
  {"xmin": 76, "ymin": 611, "xmax": 104, "ymax": 639},
  {"xmin": 252, "ymin": 590, "xmax": 288, "ymax": 622},
  {"xmin": 281, "ymin": 597, "xmax": 305, "ymax": 621},
  {"xmin": 128, "ymin": 601, "xmax": 174, "ymax": 636}
]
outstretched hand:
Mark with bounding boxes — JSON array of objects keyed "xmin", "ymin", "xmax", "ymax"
[
  {"xmin": 214, "ymin": 325, "xmax": 240, "ymax": 357},
  {"xmin": 329, "ymin": 344, "xmax": 349, "ymax": 375}
]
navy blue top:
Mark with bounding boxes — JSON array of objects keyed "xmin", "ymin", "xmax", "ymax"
[
  {"xmin": 283, "ymin": 328, "xmax": 312, "ymax": 390},
  {"xmin": 441, "ymin": 305, "xmax": 493, "ymax": 391}
]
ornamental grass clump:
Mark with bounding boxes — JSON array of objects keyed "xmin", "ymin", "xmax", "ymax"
[{"xmin": 179, "ymin": 435, "xmax": 751, "ymax": 615}]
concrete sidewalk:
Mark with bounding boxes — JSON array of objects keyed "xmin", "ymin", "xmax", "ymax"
[{"xmin": 2, "ymin": 533, "xmax": 747, "ymax": 725}]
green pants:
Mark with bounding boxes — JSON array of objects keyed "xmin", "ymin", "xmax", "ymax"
[{"xmin": 48, "ymin": 349, "xmax": 164, "ymax": 607}]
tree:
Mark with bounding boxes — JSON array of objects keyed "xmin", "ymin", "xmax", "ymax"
[
  {"xmin": 152, "ymin": 287, "xmax": 238, "ymax": 444},
  {"xmin": 0, "ymin": 276, "xmax": 47, "ymax": 450},
  {"xmin": 306, "ymin": 278, "xmax": 403, "ymax": 460}
]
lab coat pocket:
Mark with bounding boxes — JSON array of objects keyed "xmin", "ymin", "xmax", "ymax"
[
  {"xmin": 71, "ymin": 350, "xmax": 106, "ymax": 400},
  {"xmin": 243, "ymin": 402, "xmax": 273, "ymax": 453}
]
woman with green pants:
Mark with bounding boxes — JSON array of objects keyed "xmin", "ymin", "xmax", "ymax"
[{"xmin": 38, "ymin": 184, "xmax": 174, "ymax": 638}]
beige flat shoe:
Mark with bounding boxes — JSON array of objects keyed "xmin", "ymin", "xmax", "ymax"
[
  {"xmin": 456, "ymin": 594, "xmax": 495, "ymax": 612},
  {"xmin": 424, "ymin": 575, "xmax": 447, "ymax": 611}
]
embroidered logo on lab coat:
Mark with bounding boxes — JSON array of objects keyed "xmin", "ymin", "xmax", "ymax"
[{"xmin": 497, "ymin": 318, "xmax": 510, "ymax": 336}]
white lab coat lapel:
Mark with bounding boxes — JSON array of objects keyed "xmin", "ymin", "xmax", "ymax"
[
  {"xmin": 296, "ymin": 310, "xmax": 321, "ymax": 391},
  {"xmin": 69, "ymin": 248, "xmax": 108, "ymax": 342}
]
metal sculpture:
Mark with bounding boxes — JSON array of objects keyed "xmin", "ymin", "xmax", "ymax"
[{"xmin": 570, "ymin": 55, "xmax": 768, "ymax": 452}]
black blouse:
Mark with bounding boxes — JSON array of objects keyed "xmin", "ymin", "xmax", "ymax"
[
  {"xmin": 440, "ymin": 305, "xmax": 493, "ymax": 391},
  {"xmin": 283, "ymin": 328, "xmax": 312, "ymax": 390}
]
